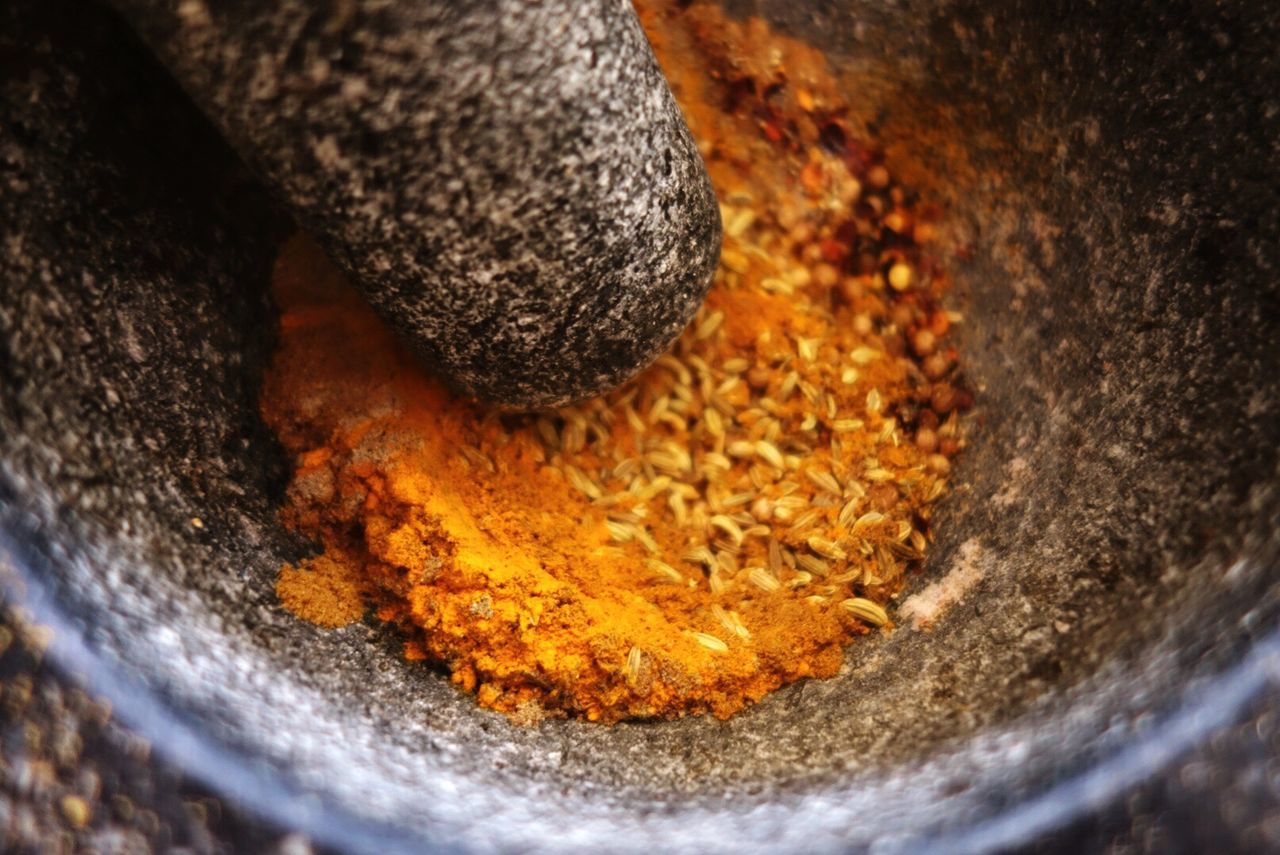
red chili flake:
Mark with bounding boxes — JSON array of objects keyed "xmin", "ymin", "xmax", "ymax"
[
  {"xmin": 761, "ymin": 120, "xmax": 785, "ymax": 143},
  {"xmin": 843, "ymin": 140, "xmax": 879, "ymax": 176},
  {"xmin": 819, "ymin": 239, "xmax": 845, "ymax": 263},
  {"xmin": 833, "ymin": 220, "xmax": 859, "ymax": 246}
]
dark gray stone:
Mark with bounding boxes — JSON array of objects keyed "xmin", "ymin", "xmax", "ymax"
[
  {"xmin": 110, "ymin": 0, "xmax": 722, "ymax": 409},
  {"xmin": 1, "ymin": 0, "xmax": 1278, "ymax": 852}
]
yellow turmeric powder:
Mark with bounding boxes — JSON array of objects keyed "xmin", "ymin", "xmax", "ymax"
[{"xmin": 262, "ymin": 1, "xmax": 969, "ymax": 724}]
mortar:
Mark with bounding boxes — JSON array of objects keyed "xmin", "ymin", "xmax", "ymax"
[{"xmin": 1, "ymin": 0, "xmax": 1277, "ymax": 851}]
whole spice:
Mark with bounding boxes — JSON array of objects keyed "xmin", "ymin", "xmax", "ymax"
[{"xmin": 262, "ymin": 0, "xmax": 971, "ymax": 724}]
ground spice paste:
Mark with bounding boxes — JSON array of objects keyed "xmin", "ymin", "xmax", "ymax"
[{"xmin": 264, "ymin": 1, "xmax": 972, "ymax": 724}]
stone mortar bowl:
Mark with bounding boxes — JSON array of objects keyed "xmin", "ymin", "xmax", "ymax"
[{"xmin": 2, "ymin": 0, "xmax": 1277, "ymax": 851}]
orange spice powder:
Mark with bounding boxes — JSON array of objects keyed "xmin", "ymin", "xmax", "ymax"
[{"xmin": 262, "ymin": 1, "xmax": 970, "ymax": 723}]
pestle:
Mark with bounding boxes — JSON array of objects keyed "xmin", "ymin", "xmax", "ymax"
[{"xmin": 110, "ymin": 0, "xmax": 722, "ymax": 409}]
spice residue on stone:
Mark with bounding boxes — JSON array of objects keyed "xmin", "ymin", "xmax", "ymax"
[{"xmin": 262, "ymin": 1, "xmax": 971, "ymax": 723}]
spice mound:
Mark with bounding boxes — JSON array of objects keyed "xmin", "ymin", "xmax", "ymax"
[{"xmin": 263, "ymin": 2, "xmax": 971, "ymax": 724}]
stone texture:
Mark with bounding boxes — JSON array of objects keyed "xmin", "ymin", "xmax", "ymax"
[
  {"xmin": 6, "ymin": 589, "xmax": 1280, "ymax": 855},
  {"xmin": 0, "ymin": 0, "xmax": 1278, "ymax": 852},
  {"xmin": 0, "ymin": 598, "xmax": 317, "ymax": 855},
  {"xmin": 112, "ymin": 0, "xmax": 722, "ymax": 408}
]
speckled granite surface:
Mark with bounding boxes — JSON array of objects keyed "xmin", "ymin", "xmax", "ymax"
[
  {"xmin": 2, "ymin": 0, "xmax": 1278, "ymax": 851},
  {"xmin": 111, "ymin": 0, "xmax": 722, "ymax": 409},
  {"xmin": 2, "ymin": 590, "xmax": 1279, "ymax": 853},
  {"xmin": 0, "ymin": 601, "xmax": 321, "ymax": 855},
  {"xmin": 1028, "ymin": 680, "xmax": 1280, "ymax": 854}
]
